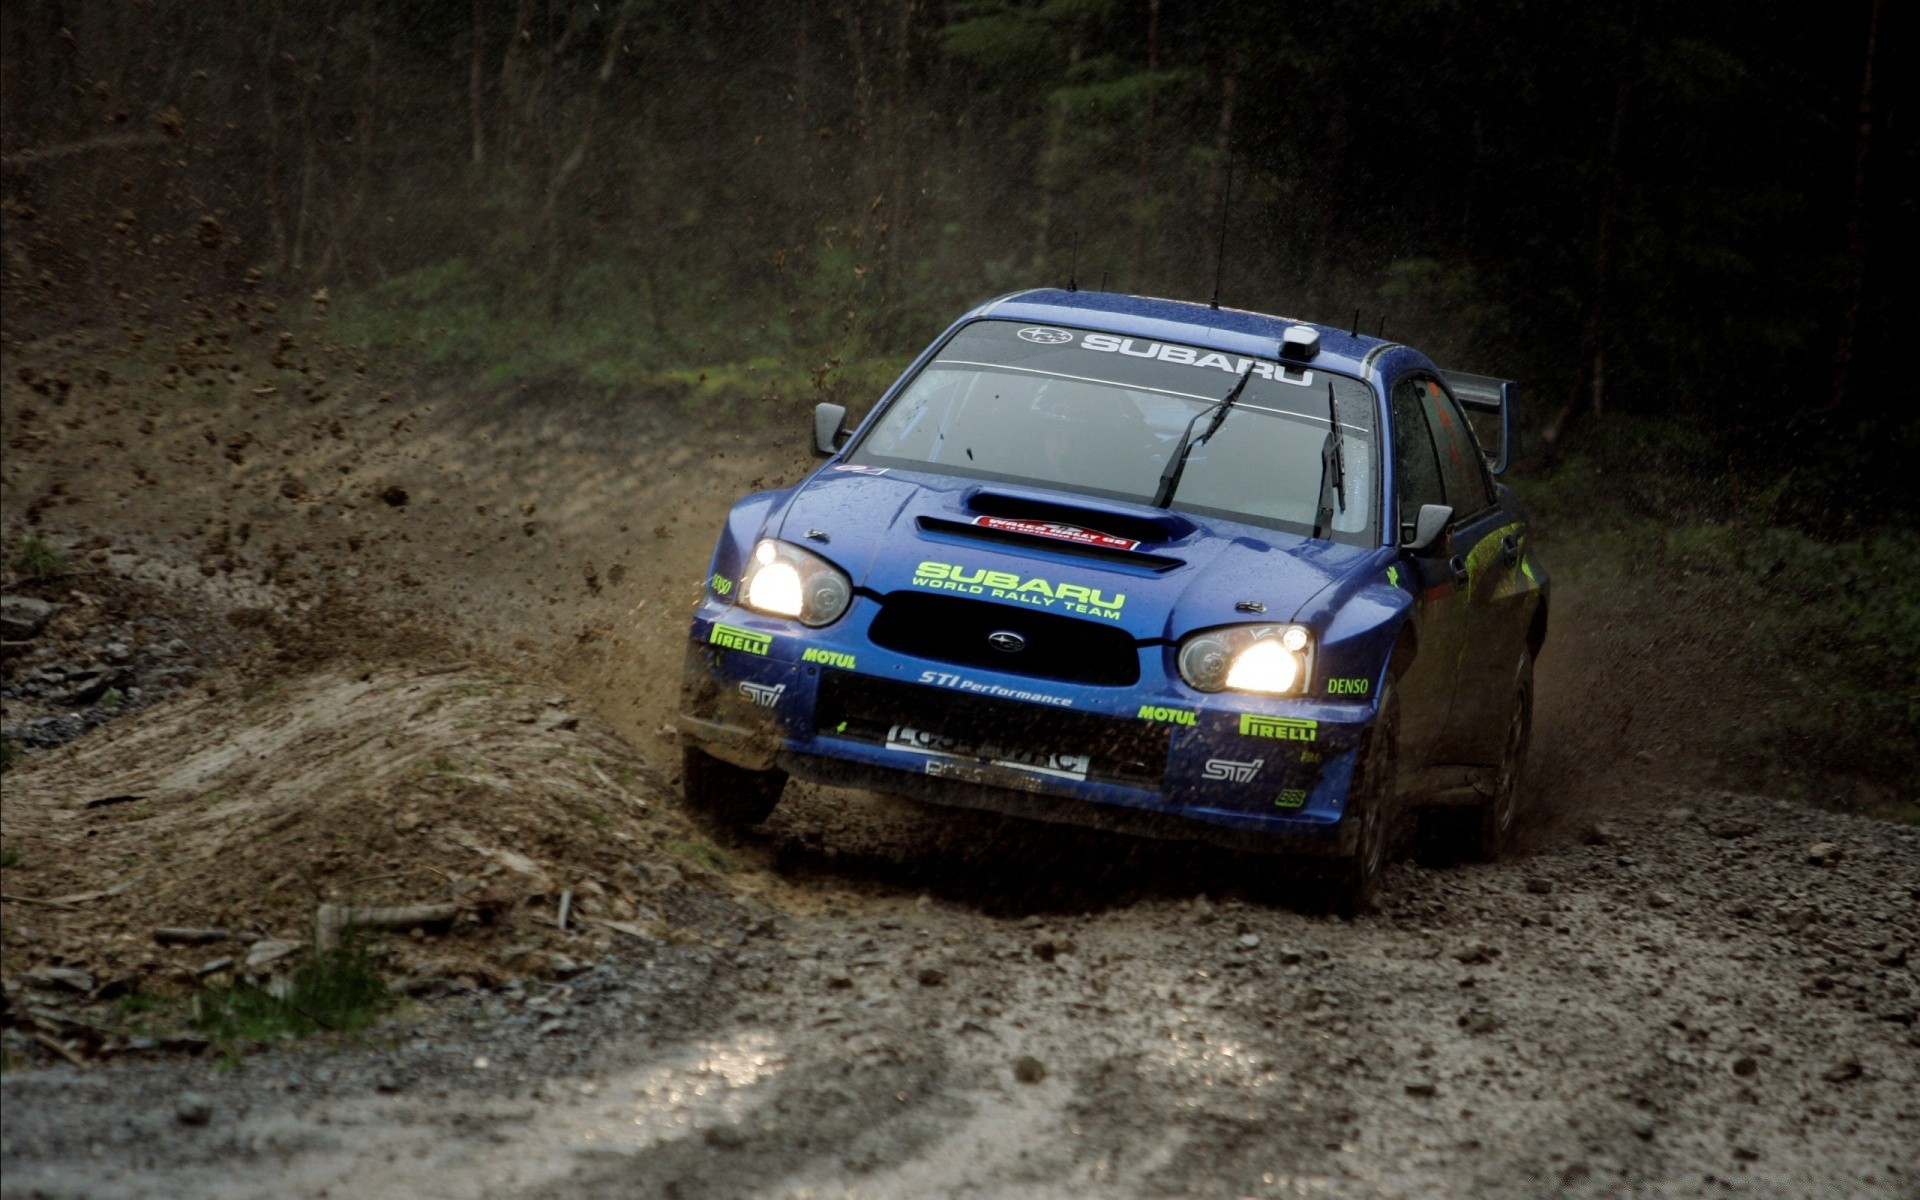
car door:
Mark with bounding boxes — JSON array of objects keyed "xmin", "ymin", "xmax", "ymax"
[
  {"xmin": 1387, "ymin": 376, "xmax": 1465, "ymax": 770},
  {"xmin": 1417, "ymin": 377, "xmax": 1522, "ymax": 765}
]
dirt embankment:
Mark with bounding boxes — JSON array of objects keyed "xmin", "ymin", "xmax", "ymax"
[{"xmin": 1, "ymin": 325, "xmax": 1917, "ymax": 1198}]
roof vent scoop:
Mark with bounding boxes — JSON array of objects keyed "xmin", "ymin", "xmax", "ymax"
[{"xmin": 1280, "ymin": 325, "xmax": 1321, "ymax": 361}]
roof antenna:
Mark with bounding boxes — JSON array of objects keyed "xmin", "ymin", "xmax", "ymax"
[
  {"xmin": 1099, "ymin": 268, "xmax": 1107, "ymax": 292},
  {"xmin": 1349, "ymin": 309, "xmax": 1361, "ymax": 338},
  {"xmin": 1376, "ymin": 313, "xmax": 1387, "ymax": 339},
  {"xmin": 1067, "ymin": 230, "xmax": 1079, "ymax": 292},
  {"xmin": 1208, "ymin": 144, "xmax": 1234, "ymax": 310}
]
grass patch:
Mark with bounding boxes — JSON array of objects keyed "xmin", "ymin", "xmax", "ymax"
[
  {"xmin": 663, "ymin": 837, "xmax": 734, "ymax": 873},
  {"xmin": 1522, "ymin": 418, "xmax": 1920, "ymax": 807},
  {"xmin": 7, "ymin": 534, "xmax": 66, "ymax": 579},
  {"xmin": 0, "ymin": 840, "xmax": 21, "ymax": 868},
  {"xmin": 192, "ymin": 943, "xmax": 390, "ymax": 1047}
]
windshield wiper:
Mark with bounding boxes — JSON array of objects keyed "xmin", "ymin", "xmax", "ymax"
[
  {"xmin": 1152, "ymin": 365, "xmax": 1255, "ymax": 508},
  {"xmin": 1311, "ymin": 380, "xmax": 1347, "ymax": 539}
]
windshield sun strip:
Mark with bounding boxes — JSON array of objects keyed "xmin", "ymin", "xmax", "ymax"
[{"xmin": 931, "ymin": 359, "xmax": 1374, "ymax": 435}]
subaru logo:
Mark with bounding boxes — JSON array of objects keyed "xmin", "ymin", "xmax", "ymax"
[
  {"xmin": 1016, "ymin": 327, "xmax": 1074, "ymax": 345},
  {"xmin": 987, "ymin": 630, "xmax": 1026, "ymax": 653}
]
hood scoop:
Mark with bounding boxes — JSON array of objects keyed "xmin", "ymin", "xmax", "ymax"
[
  {"xmin": 917, "ymin": 488, "xmax": 1192, "ymax": 572},
  {"xmin": 964, "ymin": 488, "xmax": 1196, "ymax": 546}
]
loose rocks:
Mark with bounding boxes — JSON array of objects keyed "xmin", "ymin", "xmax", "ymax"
[
  {"xmin": 1012, "ymin": 1056, "xmax": 1047, "ymax": 1084},
  {"xmin": 174, "ymin": 1093, "xmax": 212, "ymax": 1127}
]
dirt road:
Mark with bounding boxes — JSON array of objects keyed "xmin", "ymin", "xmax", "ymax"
[{"xmin": 2, "ymin": 330, "xmax": 1916, "ymax": 1198}]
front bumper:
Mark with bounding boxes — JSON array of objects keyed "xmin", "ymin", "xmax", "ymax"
[{"xmin": 679, "ymin": 600, "xmax": 1378, "ymax": 854}]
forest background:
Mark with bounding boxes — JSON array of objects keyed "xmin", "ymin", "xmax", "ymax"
[{"xmin": 2, "ymin": 0, "xmax": 1914, "ymax": 803}]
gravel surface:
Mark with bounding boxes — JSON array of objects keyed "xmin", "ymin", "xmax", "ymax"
[
  {"xmin": 3, "ymin": 329, "xmax": 1916, "ymax": 1198},
  {"xmin": 3, "ymin": 786, "xmax": 1915, "ymax": 1198}
]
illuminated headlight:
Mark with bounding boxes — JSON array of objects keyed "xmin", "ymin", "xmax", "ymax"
[
  {"xmin": 740, "ymin": 539, "xmax": 852, "ymax": 627},
  {"xmin": 1177, "ymin": 624, "xmax": 1314, "ymax": 696}
]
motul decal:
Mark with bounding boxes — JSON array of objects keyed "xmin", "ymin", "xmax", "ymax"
[{"xmin": 972, "ymin": 516, "xmax": 1140, "ymax": 552}]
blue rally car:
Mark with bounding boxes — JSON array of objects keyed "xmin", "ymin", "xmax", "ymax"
[{"xmin": 677, "ymin": 290, "xmax": 1548, "ymax": 903}]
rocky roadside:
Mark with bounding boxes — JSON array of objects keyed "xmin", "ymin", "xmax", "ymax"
[{"xmin": 1, "ymin": 785, "xmax": 1914, "ymax": 1199}]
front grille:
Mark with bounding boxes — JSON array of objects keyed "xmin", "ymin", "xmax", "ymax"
[
  {"xmin": 866, "ymin": 591, "xmax": 1140, "ymax": 686},
  {"xmin": 816, "ymin": 672, "xmax": 1168, "ymax": 789}
]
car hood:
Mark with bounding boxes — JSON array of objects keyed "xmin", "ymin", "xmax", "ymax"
[{"xmin": 771, "ymin": 467, "xmax": 1373, "ymax": 640}]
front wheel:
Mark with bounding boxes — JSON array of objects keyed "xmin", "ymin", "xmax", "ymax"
[
  {"xmin": 1320, "ymin": 683, "xmax": 1402, "ymax": 913},
  {"xmin": 681, "ymin": 746, "xmax": 787, "ymax": 831}
]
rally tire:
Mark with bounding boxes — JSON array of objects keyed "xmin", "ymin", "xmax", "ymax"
[
  {"xmin": 1322, "ymin": 683, "xmax": 1401, "ymax": 913},
  {"xmin": 1468, "ymin": 651, "xmax": 1533, "ymax": 861},
  {"xmin": 681, "ymin": 746, "xmax": 787, "ymax": 830}
]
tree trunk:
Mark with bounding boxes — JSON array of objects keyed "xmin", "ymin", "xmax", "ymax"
[
  {"xmin": 1129, "ymin": 0, "xmax": 1160, "ymax": 287},
  {"xmin": 468, "ymin": 0, "xmax": 487, "ymax": 167},
  {"xmin": 1828, "ymin": 0, "xmax": 1882, "ymax": 411},
  {"xmin": 1545, "ymin": 1, "xmax": 1639, "ymax": 446},
  {"xmin": 1201, "ymin": 64, "xmax": 1237, "ymax": 303},
  {"xmin": 542, "ymin": 1, "xmax": 634, "ymax": 315}
]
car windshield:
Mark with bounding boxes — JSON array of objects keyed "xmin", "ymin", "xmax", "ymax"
[{"xmin": 847, "ymin": 319, "xmax": 1378, "ymax": 544}]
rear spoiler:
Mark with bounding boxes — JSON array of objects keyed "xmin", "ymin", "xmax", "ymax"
[{"xmin": 1440, "ymin": 371, "xmax": 1517, "ymax": 476}]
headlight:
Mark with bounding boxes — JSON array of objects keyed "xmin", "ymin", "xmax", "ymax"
[
  {"xmin": 1177, "ymin": 624, "xmax": 1314, "ymax": 696},
  {"xmin": 740, "ymin": 539, "xmax": 853, "ymax": 627}
]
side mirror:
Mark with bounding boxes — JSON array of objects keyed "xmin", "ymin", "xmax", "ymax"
[
  {"xmin": 812, "ymin": 402, "xmax": 848, "ymax": 457},
  {"xmin": 1404, "ymin": 503, "xmax": 1453, "ymax": 553}
]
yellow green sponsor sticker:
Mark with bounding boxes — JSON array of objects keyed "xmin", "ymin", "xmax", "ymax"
[
  {"xmin": 1239, "ymin": 713, "xmax": 1318, "ymax": 742},
  {"xmin": 709, "ymin": 622, "xmax": 772, "ymax": 655}
]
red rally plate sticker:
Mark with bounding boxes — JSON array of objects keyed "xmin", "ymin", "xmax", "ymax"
[{"xmin": 973, "ymin": 516, "xmax": 1140, "ymax": 552}]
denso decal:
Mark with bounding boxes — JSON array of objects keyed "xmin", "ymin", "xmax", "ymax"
[
  {"xmin": 973, "ymin": 515, "xmax": 1141, "ymax": 552},
  {"xmin": 1202, "ymin": 758, "xmax": 1263, "ymax": 782},
  {"xmin": 801, "ymin": 647, "xmax": 857, "ymax": 669},
  {"xmin": 1078, "ymin": 332, "xmax": 1314, "ymax": 388},
  {"xmin": 1239, "ymin": 713, "xmax": 1318, "ymax": 742},
  {"xmin": 710, "ymin": 622, "xmax": 772, "ymax": 655},
  {"xmin": 1138, "ymin": 704, "xmax": 1196, "ymax": 726},
  {"xmin": 912, "ymin": 561, "xmax": 1125, "ymax": 621}
]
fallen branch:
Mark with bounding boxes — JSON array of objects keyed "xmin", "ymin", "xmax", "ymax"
[
  {"xmin": 314, "ymin": 902, "xmax": 465, "ymax": 952},
  {"xmin": 1, "ymin": 132, "xmax": 168, "ymax": 169},
  {"xmin": 30, "ymin": 1031, "xmax": 88, "ymax": 1068},
  {"xmin": 0, "ymin": 893, "xmax": 81, "ymax": 910}
]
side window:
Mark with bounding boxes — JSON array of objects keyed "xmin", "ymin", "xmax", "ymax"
[
  {"xmin": 1390, "ymin": 378, "xmax": 1445, "ymax": 535},
  {"xmin": 1420, "ymin": 379, "xmax": 1493, "ymax": 515}
]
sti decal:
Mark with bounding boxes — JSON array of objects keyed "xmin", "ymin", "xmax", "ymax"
[
  {"xmin": 1138, "ymin": 705, "xmax": 1197, "ymax": 726},
  {"xmin": 710, "ymin": 623, "xmax": 772, "ymax": 655},
  {"xmin": 918, "ymin": 670, "xmax": 1074, "ymax": 708},
  {"xmin": 738, "ymin": 681, "xmax": 785, "ymax": 707},
  {"xmin": 1240, "ymin": 714, "xmax": 1318, "ymax": 742},
  {"xmin": 1202, "ymin": 758, "xmax": 1263, "ymax": 782},
  {"xmin": 912, "ymin": 561, "xmax": 1126, "ymax": 620},
  {"xmin": 801, "ymin": 647, "xmax": 857, "ymax": 669}
]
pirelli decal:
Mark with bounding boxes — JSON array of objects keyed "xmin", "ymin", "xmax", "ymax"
[
  {"xmin": 709, "ymin": 622, "xmax": 772, "ymax": 655},
  {"xmin": 1239, "ymin": 713, "xmax": 1318, "ymax": 743}
]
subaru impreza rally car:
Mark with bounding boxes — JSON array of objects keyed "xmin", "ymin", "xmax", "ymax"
[{"xmin": 678, "ymin": 289, "xmax": 1548, "ymax": 903}]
